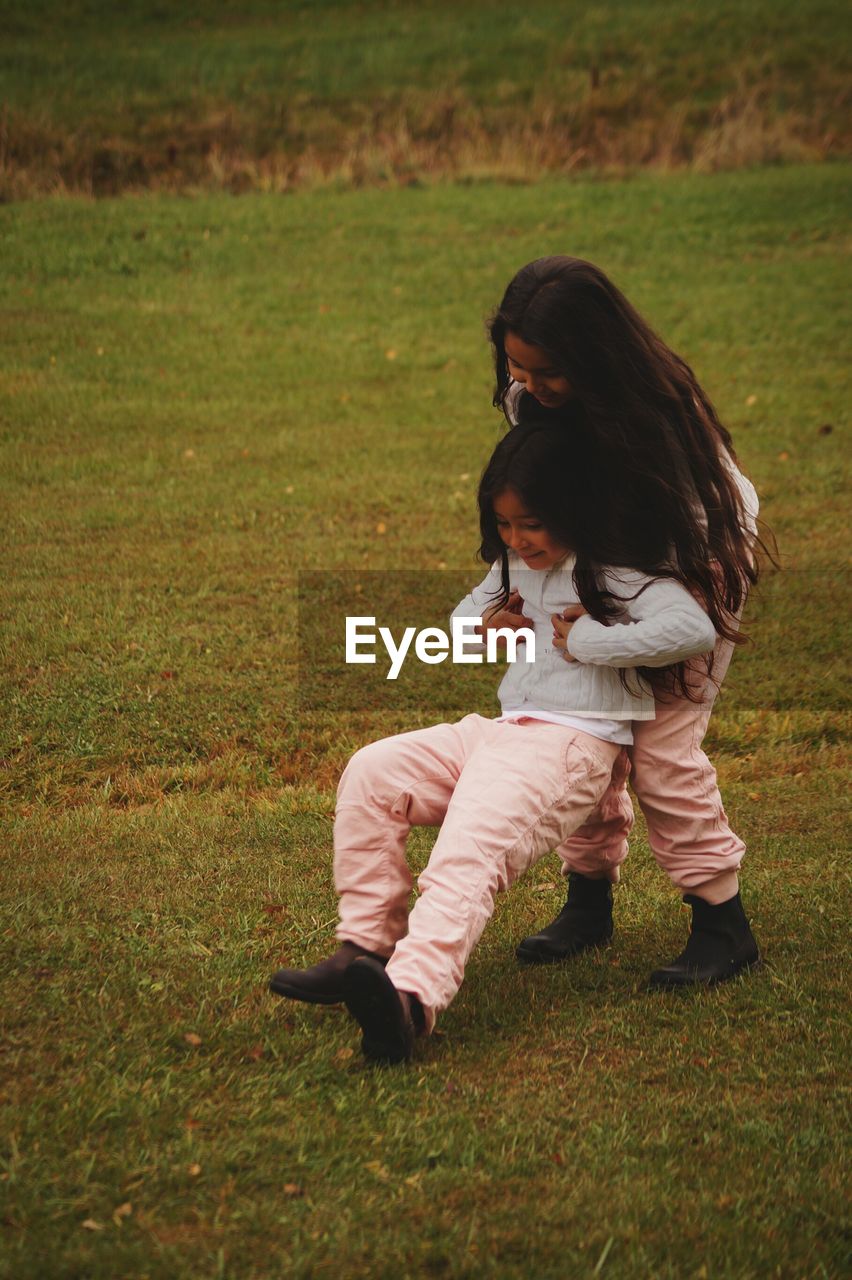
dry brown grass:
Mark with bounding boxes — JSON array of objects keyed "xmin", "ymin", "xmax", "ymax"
[{"xmin": 1, "ymin": 86, "xmax": 845, "ymax": 202}]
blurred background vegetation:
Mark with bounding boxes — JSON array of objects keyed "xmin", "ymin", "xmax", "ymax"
[{"xmin": 0, "ymin": 0, "xmax": 850, "ymax": 198}]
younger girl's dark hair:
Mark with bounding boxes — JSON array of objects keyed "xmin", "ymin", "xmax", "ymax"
[
  {"xmin": 488, "ymin": 256, "xmax": 771, "ymax": 680},
  {"xmin": 479, "ymin": 421, "xmax": 716, "ymax": 698}
]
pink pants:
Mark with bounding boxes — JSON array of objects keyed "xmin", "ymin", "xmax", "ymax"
[
  {"xmin": 557, "ymin": 635, "xmax": 744, "ymax": 904},
  {"xmin": 334, "ymin": 714, "xmax": 623, "ymax": 1030}
]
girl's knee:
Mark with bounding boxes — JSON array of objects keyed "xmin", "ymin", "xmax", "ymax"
[
  {"xmin": 631, "ymin": 747, "xmax": 712, "ymax": 801},
  {"xmin": 338, "ymin": 734, "xmax": 432, "ymax": 810},
  {"xmin": 338, "ymin": 739, "xmax": 396, "ymax": 800}
]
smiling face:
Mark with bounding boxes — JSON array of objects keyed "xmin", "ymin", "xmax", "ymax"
[
  {"xmin": 504, "ymin": 330, "xmax": 573, "ymax": 408},
  {"xmin": 492, "ymin": 487, "xmax": 570, "ymax": 569}
]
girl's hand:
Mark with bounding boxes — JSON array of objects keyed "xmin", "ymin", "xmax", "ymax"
[
  {"xmin": 551, "ymin": 605, "xmax": 587, "ymax": 662},
  {"xmin": 478, "ymin": 590, "xmax": 534, "ymax": 641}
]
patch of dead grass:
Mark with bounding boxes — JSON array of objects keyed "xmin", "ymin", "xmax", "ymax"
[{"xmin": 1, "ymin": 85, "xmax": 845, "ymax": 201}]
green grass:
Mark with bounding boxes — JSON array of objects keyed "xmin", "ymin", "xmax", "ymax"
[
  {"xmin": 1, "ymin": 166, "xmax": 850, "ymax": 1276},
  {"xmin": 1, "ymin": 0, "xmax": 849, "ymax": 194}
]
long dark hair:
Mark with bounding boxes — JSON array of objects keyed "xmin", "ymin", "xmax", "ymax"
[
  {"xmin": 479, "ymin": 422, "xmax": 630, "ymax": 616},
  {"xmin": 488, "ymin": 256, "xmax": 769, "ymax": 683},
  {"xmin": 479, "ymin": 421, "xmax": 715, "ymax": 699}
]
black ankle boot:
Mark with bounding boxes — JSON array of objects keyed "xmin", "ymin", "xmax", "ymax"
[
  {"xmin": 648, "ymin": 892, "xmax": 761, "ymax": 989},
  {"xmin": 269, "ymin": 941, "xmax": 387, "ymax": 1005},
  {"xmin": 516, "ymin": 872, "xmax": 613, "ymax": 964}
]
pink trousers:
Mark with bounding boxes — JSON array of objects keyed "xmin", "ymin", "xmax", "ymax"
[
  {"xmin": 334, "ymin": 714, "xmax": 623, "ymax": 1029},
  {"xmin": 556, "ymin": 635, "xmax": 744, "ymax": 904}
]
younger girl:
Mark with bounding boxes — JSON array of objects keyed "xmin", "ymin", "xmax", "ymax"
[
  {"xmin": 270, "ymin": 423, "xmax": 717, "ymax": 1063},
  {"xmin": 487, "ymin": 256, "xmax": 764, "ymax": 986}
]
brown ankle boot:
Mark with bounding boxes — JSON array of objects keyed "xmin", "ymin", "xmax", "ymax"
[
  {"xmin": 269, "ymin": 941, "xmax": 386, "ymax": 1005},
  {"xmin": 343, "ymin": 957, "xmax": 424, "ymax": 1064}
]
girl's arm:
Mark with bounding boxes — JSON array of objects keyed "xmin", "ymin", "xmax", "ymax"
[
  {"xmin": 451, "ymin": 564, "xmax": 533, "ymax": 642},
  {"xmin": 563, "ymin": 572, "xmax": 716, "ymax": 668},
  {"xmin": 451, "ymin": 564, "xmax": 505, "ymax": 624}
]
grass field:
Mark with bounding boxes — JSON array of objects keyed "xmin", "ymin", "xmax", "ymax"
[
  {"xmin": 1, "ymin": 0, "xmax": 850, "ymax": 195},
  {"xmin": 2, "ymin": 162, "xmax": 850, "ymax": 1277}
]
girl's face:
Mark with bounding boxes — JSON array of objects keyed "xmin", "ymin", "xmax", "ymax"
[
  {"xmin": 493, "ymin": 488, "xmax": 570, "ymax": 569},
  {"xmin": 504, "ymin": 331, "xmax": 573, "ymax": 408}
]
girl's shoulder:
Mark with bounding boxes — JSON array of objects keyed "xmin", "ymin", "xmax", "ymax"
[
  {"xmin": 721, "ymin": 451, "xmax": 760, "ymax": 529},
  {"xmin": 505, "ymin": 380, "xmax": 523, "ymax": 425}
]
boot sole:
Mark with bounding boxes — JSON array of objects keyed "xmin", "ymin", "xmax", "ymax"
[
  {"xmin": 516, "ymin": 936, "xmax": 612, "ymax": 965},
  {"xmin": 344, "ymin": 959, "xmax": 413, "ymax": 1064},
  {"xmin": 647, "ymin": 954, "xmax": 763, "ymax": 990}
]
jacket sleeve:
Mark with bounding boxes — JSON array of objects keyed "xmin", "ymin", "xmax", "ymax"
[
  {"xmin": 449, "ymin": 563, "xmax": 507, "ymax": 652},
  {"xmin": 565, "ymin": 571, "xmax": 717, "ymax": 668}
]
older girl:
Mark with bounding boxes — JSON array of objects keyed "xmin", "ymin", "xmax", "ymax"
[{"xmin": 488, "ymin": 256, "xmax": 762, "ymax": 987}]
